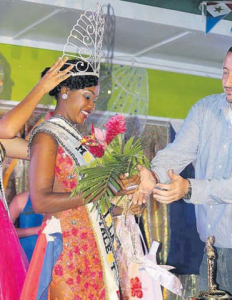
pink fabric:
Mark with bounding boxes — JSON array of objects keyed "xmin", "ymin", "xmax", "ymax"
[{"xmin": 0, "ymin": 200, "xmax": 28, "ymax": 300}]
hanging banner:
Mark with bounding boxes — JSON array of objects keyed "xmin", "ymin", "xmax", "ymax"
[{"xmin": 200, "ymin": 1, "xmax": 232, "ymax": 34}]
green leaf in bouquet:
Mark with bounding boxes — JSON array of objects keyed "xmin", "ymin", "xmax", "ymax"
[
  {"xmin": 108, "ymin": 177, "xmax": 121, "ymax": 193},
  {"xmin": 100, "ymin": 196, "xmax": 106, "ymax": 213},
  {"xmin": 82, "ymin": 181, "xmax": 107, "ymax": 196},
  {"xmin": 106, "ymin": 186, "xmax": 115, "ymax": 199},
  {"xmin": 84, "ymin": 186, "xmax": 106, "ymax": 204},
  {"xmin": 105, "ymin": 196, "xmax": 111, "ymax": 209},
  {"xmin": 123, "ymin": 136, "xmax": 135, "ymax": 155},
  {"xmin": 72, "ymin": 132, "xmax": 150, "ymax": 215},
  {"xmin": 105, "ymin": 134, "xmax": 123, "ymax": 155}
]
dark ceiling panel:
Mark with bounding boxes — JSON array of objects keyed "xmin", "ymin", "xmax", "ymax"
[{"xmin": 121, "ymin": 0, "xmax": 232, "ymax": 20}]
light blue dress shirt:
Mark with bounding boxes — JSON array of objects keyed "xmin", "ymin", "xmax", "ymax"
[{"xmin": 151, "ymin": 93, "xmax": 232, "ymax": 248}]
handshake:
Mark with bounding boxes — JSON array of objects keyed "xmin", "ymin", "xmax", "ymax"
[{"xmin": 132, "ymin": 165, "xmax": 191, "ymax": 205}]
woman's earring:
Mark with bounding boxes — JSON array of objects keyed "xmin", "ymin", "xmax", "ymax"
[{"xmin": 62, "ymin": 93, "xmax": 68, "ymax": 100}]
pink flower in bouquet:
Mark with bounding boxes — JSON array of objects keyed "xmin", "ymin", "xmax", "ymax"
[
  {"xmin": 94, "ymin": 127, "xmax": 107, "ymax": 149},
  {"xmin": 105, "ymin": 115, "xmax": 126, "ymax": 145},
  {"xmin": 80, "ymin": 115, "xmax": 126, "ymax": 158}
]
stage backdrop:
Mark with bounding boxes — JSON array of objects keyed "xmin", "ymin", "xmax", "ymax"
[{"xmin": 0, "ymin": 43, "xmax": 222, "ymax": 119}]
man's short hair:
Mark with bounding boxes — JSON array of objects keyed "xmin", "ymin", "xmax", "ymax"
[{"xmin": 227, "ymin": 47, "xmax": 232, "ymax": 53}]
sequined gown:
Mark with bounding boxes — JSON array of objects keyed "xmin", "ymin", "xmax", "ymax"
[{"xmin": 48, "ymin": 146, "xmax": 106, "ymax": 300}]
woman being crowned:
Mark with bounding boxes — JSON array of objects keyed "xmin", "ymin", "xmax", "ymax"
[{"xmin": 20, "ymin": 57, "xmax": 120, "ymax": 300}]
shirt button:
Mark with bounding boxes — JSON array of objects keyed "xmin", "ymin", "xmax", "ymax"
[
  {"xmin": 208, "ymin": 224, "xmax": 211, "ymax": 229},
  {"xmin": 223, "ymin": 144, "xmax": 227, "ymax": 149},
  {"xmin": 218, "ymin": 165, "xmax": 222, "ymax": 169},
  {"xmin": 210, "ymin": 205, "xmax": 213, "ymax": 209}
]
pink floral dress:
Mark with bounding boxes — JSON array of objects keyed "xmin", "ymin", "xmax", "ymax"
[{"xmin": 48, "ymin": 146, "xmax": 106, "ymax": 300}]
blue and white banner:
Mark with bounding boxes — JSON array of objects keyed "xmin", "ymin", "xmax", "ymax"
[{"xmin": 202, "ymin": 1, "xmax": 232, "ymax": 34}]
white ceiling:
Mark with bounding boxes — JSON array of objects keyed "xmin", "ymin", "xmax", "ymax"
[{"xmin": 0, "ymin": 0, "xmax": 231, "ymax": 78}]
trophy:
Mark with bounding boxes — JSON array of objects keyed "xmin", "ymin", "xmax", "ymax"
[{"xmin": 190, "ymin": 236, "xmax": 232, "ymax": 300}]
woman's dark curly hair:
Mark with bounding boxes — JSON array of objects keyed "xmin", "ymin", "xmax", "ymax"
[{"xmin": 41, "ymin": 59, "xmax": 99, "ymax": 100}]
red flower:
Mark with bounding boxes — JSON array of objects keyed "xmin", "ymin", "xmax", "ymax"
[
  {"xmin": 105, "ymin": 115, "xmax": 126, "ymax": 145},
  {"xmin": 71, "ymin": 228, "xmax": 78, "ymax": 236},
  {"xmin": 84, "ymin": 282, "xmax": 89, "ymax": 289},
  {"xmin": 87, "ymin": 145, "xmax": 104, "ymax": 158},
  {"xmin": 130, "ymin": 277, "xmax": 143, "ymax": 298},
  {"xmin": 55, "ymin": 166, "xmax": 61, "ymax": 175},
  {"xmin": 68, "ymin": 263, "xmax": 75, "ymax": 270},
  {"xmin": 68, "ymin": 250, "xmax": 73, "ymax": 259},
  {"xmin": 82, "ymin": 244, "xmax": 88, "ymax": 251},
  {"xmin": 100, "ymin": 289, "xmax": 105, "ymax": 299},
  {"xmin": 80, "ymin": 232, "xmax": 88, "ymax": 239},
  {"xmin": 54, "ymin": 264, "xmax": 63, "ymax": 276},
  {"xmin": 84, "ymin": 258, "xmax": 90, "ymax": 269},
  {"xmin": 66, "ymin": 278, "xmax": 74, "ymax": 285},
  {"xmin": 70, "ymin": 180, "xmax": 77, "ymax": 189},
  {"xmin": 74, "ymin": 246, "xmax": 80, "ymax": 254},
  {"xmin": 76, "ymin": 275, "xmax": 81, "ymax": 284},
  {"xmin": 92, "ymin": 283, "xmax": 99, "ymax": 291},
  {"xmin": 65, "ymin": 156, "xmax": 73, "ymax": 165},
  {"xmin": 94, "ymin": 257, "xmax": 100, "ymax": 265},
  {"xmin": 63, "ymin": 231, "xmax": 70, "ymax": 238},
  {"xmin": 58, "ymin": 147, "xmax": 64, "ymax": 155},
  {"xmin": 62, "ymin": 180, "xmax": 68, "ymax": 187},
  {"xmin": 80, "ymin": 115, "xmax": 126, "ymax": 158}
]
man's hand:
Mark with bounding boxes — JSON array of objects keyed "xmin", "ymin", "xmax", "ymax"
[
  {"xmin": 133, "ymin": 165, "xmax": 156, "ymax": 205},
  {"xmin": 153, "ymin": 170, "xmax": 189, "ymax": 204}
]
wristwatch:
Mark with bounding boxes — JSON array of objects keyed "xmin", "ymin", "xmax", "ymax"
[
  {"xmin": 184, "ymin": 179, "xmax": 192, "ymax": 200},
  {"xmin": 150, "ymin": 170, "xmax": 159, "ymax": 183}
]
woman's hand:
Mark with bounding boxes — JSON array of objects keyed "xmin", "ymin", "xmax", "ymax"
[
  {"xmin": 129, "ymin": 203, "xmax": 146, "ymax": 216},
  {"xmin": 0, "ymin": 57, "xmax": 74, "ymax": 139},
  {"xmin": 133, "ymin": 165, "xmax": 156, "ymax": 205},
  {"xmin": 35, "ymin": 57, "xmax": 74, "ymax": 94}
]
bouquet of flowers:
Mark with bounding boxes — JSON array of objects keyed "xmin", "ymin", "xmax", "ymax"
[{"xmin": 72, "ymin": 115, "xmax": 149, "ymax": 213}]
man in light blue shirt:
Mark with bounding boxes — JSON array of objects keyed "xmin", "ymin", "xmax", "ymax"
[{"xmin": 136, "ymin": 47, "xmax": 232, "ymax": 293}]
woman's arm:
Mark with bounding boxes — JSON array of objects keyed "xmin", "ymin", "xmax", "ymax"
[
  {"xmin": 0, "ymin": 137, "xmax": 28, "ymax": 159},
  {"xmin": 9, "ymin": 192, "xmax": 29, "ymax": 223},
  {"xmin": 15, "ymin": 227, "xmax": 41, "ymax": 238},
  {"xmin": 30, "ymin": 132, "xmax": 85, "ymax": 214},
  {"xmin": 0, "ymin": 57, "xmax": 73, "ymax": 139}
]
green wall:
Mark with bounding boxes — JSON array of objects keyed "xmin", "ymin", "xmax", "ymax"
[
  {"xmin": 148, "ymin": 69, "xmax": 222, "ymax": 118},
  {"xmin": 0, "ymin": 43, "xmax": 222, "ymax": 119},
  {"xmin": 0, "ymin": 43, "xmax": 61, "ymax": 105}
]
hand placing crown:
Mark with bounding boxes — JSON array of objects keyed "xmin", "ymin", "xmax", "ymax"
[{"xmin": 62, "ymin": 2, "xmax": 105, "ymax": 78}]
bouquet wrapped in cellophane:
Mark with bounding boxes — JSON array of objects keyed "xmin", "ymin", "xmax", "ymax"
[{"xmin": 71, "ymin": 115, "xmax": 149, "ymax": 213}]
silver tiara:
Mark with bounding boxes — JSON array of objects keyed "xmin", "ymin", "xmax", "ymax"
[{"xmin": 62, "ymin": 3, "xmax": 105, "ymax": 78}]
